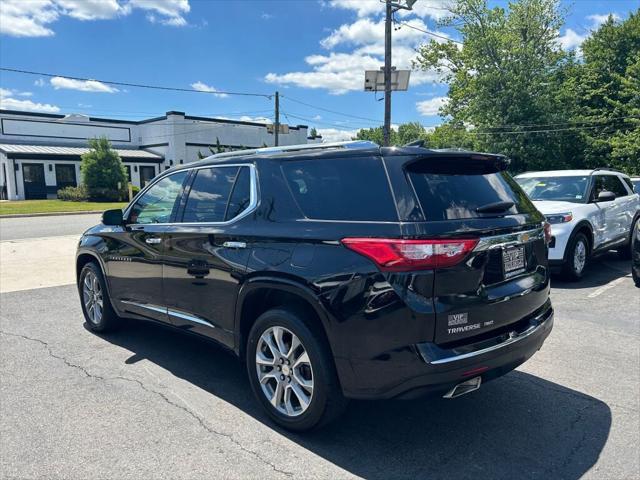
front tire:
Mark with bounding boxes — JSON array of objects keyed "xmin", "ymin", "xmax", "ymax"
[
  {"xmin": 618, "ymin": 218, "xmax": 638, "ymax": 260},
  {"xmin": 79, "ymin": 262, "xmax": 120, "ymax": 332},
  {"xmin": 246, "ymin": 308, "xmax": 347, "ymax": 431},
  {"xmin": 562, "ymin": 232, "xmax": 589, "ymax": 281}
]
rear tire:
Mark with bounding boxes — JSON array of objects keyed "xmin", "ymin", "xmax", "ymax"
[
  {"xmin": 246, "ymin": 307, "xmax": 347, "ymax": 431},
  {"xmin": 562, "ymin": 232, "xmax": 589, "ymax": 281},
  {"xmin": 79, "ymin": 262, "xmax": 120, "ymax": 333}
]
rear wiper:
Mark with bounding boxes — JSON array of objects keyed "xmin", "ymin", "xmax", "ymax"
[{"xmin": 476, "ymin": 201, "xmax": 515, "ymax": 213}]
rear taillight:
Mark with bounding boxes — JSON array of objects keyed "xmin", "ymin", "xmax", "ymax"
[
  {"xmin": 543, "ymin": 222, "xmax": 552, "ymax": 245},
  {"xmin": 341, "ymin": 238, "xmax": 479, "ymax": 271}
]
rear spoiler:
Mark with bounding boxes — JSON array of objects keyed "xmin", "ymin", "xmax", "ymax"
[{"xmin": 405, "ymin": 153, "xmax": 511, "ymax": 174}]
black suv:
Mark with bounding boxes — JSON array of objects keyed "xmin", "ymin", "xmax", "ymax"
[{"xmin": 76, "ymin": 141, "xmax": 554, "ymax": 431}]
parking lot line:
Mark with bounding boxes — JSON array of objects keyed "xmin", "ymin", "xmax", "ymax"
[{"xmin": 586, "ymin": 276, "xmax": 630, "ymax": 298}]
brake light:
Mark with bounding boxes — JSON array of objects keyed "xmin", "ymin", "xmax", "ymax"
[
  {"xmin": 341, "ymin": 238, "xmax": 479, "ymax": 271},
  {"xmin": 543, "ymin": 222, "xmax": 552, "ymax": 245}
]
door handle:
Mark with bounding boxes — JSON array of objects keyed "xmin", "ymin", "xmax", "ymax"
[
  {"xmin": 222, "ymin": 241, "xmax": 246, "ymax": 249},
  {"xmin": 145, "ymin": 237, "xmax": 162, "ymax": 245}
]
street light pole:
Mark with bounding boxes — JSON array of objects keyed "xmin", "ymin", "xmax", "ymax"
[
  {"xmin": 274, "ymin": 91, "xmax": 280, "ymax": 147},
  {"xmin": 383, "ymin": 0, "xmax": 393, "ymax": 147}
]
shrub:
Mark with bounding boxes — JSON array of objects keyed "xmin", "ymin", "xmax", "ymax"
[
  {"xmin": 57, "ymin": 185, "xmax": 88, "ymax": 201},
  {"xmin": 131, "ymin": 184, "xmax": 140, "ymax": 196},
  {"xmin": 81, "ymin": 137, "xmax": 128, "ymax": 201}
]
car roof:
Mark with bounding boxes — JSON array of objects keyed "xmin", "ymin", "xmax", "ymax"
[{"xmin": 168, "ymin": 142, "xmax": 506, "ymax": 171}]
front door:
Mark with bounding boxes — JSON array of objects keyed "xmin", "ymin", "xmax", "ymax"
[
  {"xmin": 22, "ymin": 163, "xmax": 46, "ymax": 199},
  {"xmin": 162, "ymin": 165, "xmax": 254, "ymax": 349},
  {"xmin": 139, "ymin": 166, "xmax": 156, "ymax": 187},
  {"xmin": 106, "ymin": 170, "xmax": 189, "ymax": 322},
  {"xmin": 55, "ymin": 164, "xmax": 77, "ymax": 190}
]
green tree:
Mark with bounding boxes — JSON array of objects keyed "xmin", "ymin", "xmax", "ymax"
[
  {"xmin": 309, "ymin": 127, "xmax": 318, "ymax": 138},
  {"xmin": 574, "ymin": 12, "xmax": 640, "ymax": 174},
  {"xmin": 81, "ymin": 137, "xmax": 127, "ymax": 201},
  {"xmin": 414, "ymin": 0, "xmax": 578, "ymax": 172},
  {"xmin": 197, "ymin": 137, "xmax": 226, "ymax": 159}
]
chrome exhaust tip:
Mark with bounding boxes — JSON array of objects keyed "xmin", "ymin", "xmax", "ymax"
[{"xmin": 443, "ymin": 376, "xmax": 482, "ymax": 399}]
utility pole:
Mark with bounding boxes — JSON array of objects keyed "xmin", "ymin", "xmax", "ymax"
[
  {"xmin": 383, "ymin": 0, "xmax": 392, "ymax": 147},
  {"xmin": 274, "ymin": 91, "xmax": 280, "ymax": 147}
]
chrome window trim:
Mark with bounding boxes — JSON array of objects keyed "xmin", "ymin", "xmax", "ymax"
[{"xmin": 123, "ymin": 163, "xmax": 258, "ymax": 227}]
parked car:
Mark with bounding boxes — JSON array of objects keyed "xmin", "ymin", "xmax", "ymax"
[
  {"xmin": 76, "ymin": 141, "xmax": 554, "ymax": 431},
  {"xmin": 515, "ymin": 169, "xmax": 640, "ymax": 280},
  {"xmin": 633, "ymin": 220, "xmax": 640, "ymax": 287}
]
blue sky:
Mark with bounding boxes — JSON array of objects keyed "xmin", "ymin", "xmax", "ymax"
[{"xmin": 0, "ymin": 0, "xmax": 638, "ymax": 141}]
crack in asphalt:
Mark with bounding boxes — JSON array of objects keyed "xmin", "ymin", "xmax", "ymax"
[{"xmin": 0, "ymin": 330, "xmax": 294, "ymax": 478}]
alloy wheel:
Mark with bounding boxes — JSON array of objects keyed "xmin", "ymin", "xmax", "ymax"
[
  {"xmin": 82, "ymin": 271, "xmax": 103, "ymax": 325},
  {"xmin": 573, "ymin": 239, "xmax": 587, "ymax": 274},
  {"xmin": 255, "ymin": 326, "xmax": 314, "ymax": 417}
]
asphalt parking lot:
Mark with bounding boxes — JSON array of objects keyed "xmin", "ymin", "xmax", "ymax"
[{"xmin": 0, "ymin": 215, "xmax": 638, "ymax": 479}]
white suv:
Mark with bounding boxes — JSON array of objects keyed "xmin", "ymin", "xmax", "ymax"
[{"xmin": 515, "ymin": 169, "xmax": 640, "ymax": 280}]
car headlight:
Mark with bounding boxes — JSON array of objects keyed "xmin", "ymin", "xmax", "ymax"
[{"xmin": 546, "ymin": 213, "xmax": 573, "ymax": 224}]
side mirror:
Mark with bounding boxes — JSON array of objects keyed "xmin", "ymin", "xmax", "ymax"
[
  {"xmin": 596, "ymin": 190, "xmax": 616, "ymax": 202},
  {"xmin": 102, "ymin": 209, "xmax": 124, "ymax": 226}
]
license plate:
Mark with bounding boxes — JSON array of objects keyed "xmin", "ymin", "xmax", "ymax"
[{"xmin": 503, "ymin": 245, "xmax": 526, "ymax": 277}]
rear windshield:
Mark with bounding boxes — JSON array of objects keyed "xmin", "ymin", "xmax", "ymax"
[
  {"xmin": 406, "ymin": 161, "xmax": 536, "ymax": 220},
  {"xmin": 281, "ymin": 156, "xmax": 397, "ymax": 221},
  {"xmin": 515, "ymin": 176, "xmax": 590, "ymax": 203}
]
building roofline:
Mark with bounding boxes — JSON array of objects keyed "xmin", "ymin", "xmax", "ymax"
[{"xmin": 0, "ymin": 109, "xmax": 309, "ymax": 130}]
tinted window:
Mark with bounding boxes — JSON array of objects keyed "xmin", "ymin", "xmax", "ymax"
[
  {"xmin": 281, "ymin": 157, "xmax": 397, "ymax": 221},
  {"xmin": 593, "ymin": 175, "xmax": 628, "ymax": 199},
  {"xmin": 225, "ymin": 166, "xmax": 251, "ymax": 221},
  {"xmin": 409, "ymin": 166, "xmax": 536, "ymax": 220},
  {"xmin": 516, "ymin": 176, "xmax": 589, "ymax": 203},
  {"xmin": 632, "ymin": 179, "xmax": 640, "ymax": 192},
  {"xmin": 183, "ymin": 167, "xmax": 239, "ymax": 223},
  {"xmin": 129, "ymin": 171, "xmax": 188, "ymax": 224}
]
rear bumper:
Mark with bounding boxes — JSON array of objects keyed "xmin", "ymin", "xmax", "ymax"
[{"xmin": 339, "ymin": 302, "xmax": 553, "ymax": 400}]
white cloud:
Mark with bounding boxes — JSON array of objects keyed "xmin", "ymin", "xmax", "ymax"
[
  {"xmin": 558, "ymin": 28, "xmax": 586, "ymax": 51},
  {"xmin": 558, "ymin": 13, "xmax": 622, "ymax": 52},
  {"xmin": 266, "ymin": 17, "xmax": 445, "ymax": 94},
  {"xmin": 239, "ymin": 115, "xmax": 272, "ymax": 124},
  {"xmin": 50, "ymin": 76, "xmax": 119, "ymax": 93},
  {"xmin": 129, "ymin": 0, "xmax": 190, "ymax": 27},
  {"xmin": 0, "ymin": 0, "xmax": 58, "ymax": 37},
  {"xmin": 56, "ymin": 0, "xmax": 124, "ymax": 20},
  {"xmin": 0, "ymin": 87, "xmax": 34, "ymax": 98},
  {"xmin": 325, "ymin": 0, "xmax": 452, "ymax": 21},
  {"xmin": 417, "ymin": 96, "xmax": 447, "ymax": 116},
  {"xmin": 317, "ymin": 128, "xmax": 358, "ymax": 142},
  {"xmin": 587, "ymin": 13, "xmax": 621, "ymax": 28},
  {"xmin": 190, "ymin": 81, "xmax": 229, "ymax": 98},
  {"xmin": 34, "ymin": 78, "xmax": 46, "ymax": 87},
  {"xmin": 0, "ymin": 89, "xmax": 60, "ymax": 113},
  {"xmin": 261, "ymin": 13, "xmax": 274, "ymax": 20},
  {"xmin": 0, "ymin": 0, "xmax": 191, "ymax": 37}
]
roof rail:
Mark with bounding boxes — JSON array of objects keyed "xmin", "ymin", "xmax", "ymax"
[
  {"xmin": 210, "ymin": 140, "xmax": 379, "ymax": 160},
  {"xmin": 592, "ymin": 167, "xmax": 623, "ymax": 174}
]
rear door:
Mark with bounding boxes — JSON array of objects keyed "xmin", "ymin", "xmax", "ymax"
[
  {"xmin": 162, "ymin": 165, "xmax": 255, "ymax": 348},
  {"xmin": 390, "ymin": 154, "xmax": 549, "ymax": 345}
]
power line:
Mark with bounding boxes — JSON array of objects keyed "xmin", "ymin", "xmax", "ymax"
[
  {"xmin": 282, "ymin": 112, "xmax": 372, "ymax": 130},
  {"xmin": 393, "ymin": 20, "xmax": 463, "ymax": 44},
  {"xmin": 475, "ymin": 115, "xmax": 640, "ymax": 130},
  {"xmin": 468, "ymin": 123, "xmax": 639, "ymax": 136},
  {"xmin": 0, "ymin": 67, "xmax": 273, "ymax": 98},
  {"xmin": 280, "ymin": 95, "xmax": 382, "ymax": 123}
]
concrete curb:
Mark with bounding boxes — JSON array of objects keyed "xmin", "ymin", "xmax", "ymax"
[{"xmin": 0, "ymin": 210, "xmax": 104, "ymax": 219}]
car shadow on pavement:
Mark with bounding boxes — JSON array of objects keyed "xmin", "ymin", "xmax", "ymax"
[
  {"xmin": 100, "ymin": 320, "xmax": 612, "ymax": 480},
  {"xmin": 551, "ymin": 250, "xmax": 631, "ymax": 289}
]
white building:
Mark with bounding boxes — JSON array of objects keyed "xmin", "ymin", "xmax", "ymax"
[{"xmin": 0, "ymin": 109, "xmax": 312, "ymax": 200}]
